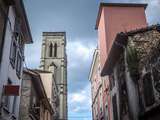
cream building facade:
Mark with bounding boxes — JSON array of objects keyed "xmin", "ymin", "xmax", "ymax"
[
  {"xmin": 37, "ymin": 69, "xmax": 59, "ymax": 119},
  {"xmin": 40, "ymin": 32, "xmax": 68, "ymax": 120},
  {"xmin": 20, "ymin": 69, "xmax": 53, "ymax": 120}
]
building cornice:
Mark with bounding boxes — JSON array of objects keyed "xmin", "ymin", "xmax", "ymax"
[{"xmin": 89, "ymin": 49, "xmax": 99, "ymax": 81}]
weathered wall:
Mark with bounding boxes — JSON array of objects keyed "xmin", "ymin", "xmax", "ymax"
[
  {"xmin": 127, "ymin": 29, "xmax": 160, "ymax": 119},
  {"xmin": 40, "ymin": 73, "xmax": 53, "ymax": 102},
  {"xmin": 19, "ymin": 74, "xmax": 32, "ymax": 120},
  {"xmin": 122, "ymin": 29, "xmax": 160, "ymax": 120},
  {"xmin": 0, "ymin": 1, "xmax": 8, "ymax": 64},
  {"xmin": 0, "ymin": 6, "xmax": 21, "ymax": 119}
]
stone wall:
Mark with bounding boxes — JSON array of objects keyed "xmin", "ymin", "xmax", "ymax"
[
  {"xmin": 19, "ymin": 74, "xmax": 32, "ymax": 120},
  {"xmin": 127, "ymin": 29, "xmax": 160, "ymax": 119},
  {"xmin": 112, "ymin": 28, "xmax": 160, "ymax": 120},
  {"xmin": 128, "ymin": 29, "xmax": 160, "ymax": 72}
]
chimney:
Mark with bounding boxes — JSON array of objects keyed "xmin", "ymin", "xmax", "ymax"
[{"xmin": 96, "ymin": 3, "xmax": 148, "ymax": 69}]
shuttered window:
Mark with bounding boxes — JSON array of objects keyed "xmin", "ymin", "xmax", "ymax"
[
  {"xmin": 112, "ymin": 95, "xmax": 118, "ymax": 120},
  {"xmin": 10, "ymin": 38, "xmax": 17, "ymax": 67},
  {"xmin": 143, "ymin": 72, "xmax": 155, "ymax": 107}
]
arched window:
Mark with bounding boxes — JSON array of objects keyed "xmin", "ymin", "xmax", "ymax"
[
  {"xmin": 49, "ymin": 43, "xmax": 53, "ymax": 57},
  {"xmin": 54, "ymin": 43, "xmax": 57, "ymax": 57}
]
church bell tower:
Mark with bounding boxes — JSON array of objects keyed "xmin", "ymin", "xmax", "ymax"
[{"xmin": 40, "ymin": 32, "xmax": 67, "ymax": 119}]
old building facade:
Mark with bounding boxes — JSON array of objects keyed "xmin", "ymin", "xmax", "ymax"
[
  {"xmin": 0, "ymin": 0, "xmax": 12, "ymax": 63},
  {"xmin": 89, "ymin": 49, "xmax": 103, "ymax": 120},
  {"xmin": 94, "ymin": 2, "xmax": 160, "ymax": 120},
  {"xmin": 103, "ymin": 25, "xmax": 160, "ymax": 120},
  {"xmin": 40, "ymin": 32, "xmax": 68, "ymax": 119},
  {"xmin": 89, "ymin": 49, "xmax": 111, "ymax": 120},
  {"xmin": 37, "ymin": 69, "xmax": 59, "ymax": 119},
  {"xmin": 94, "ymin": 2, "xmax": 149, "ymax": 120},
  {"xmin": 20, "ymin": 69, "xmax": 53, "ymax": 120},
  {"xmin": 95, "ymin": 3, "xmax": 147, "ymax": 73},
  {"xmin": 0, "ymin": 0, "xmax": 33, "ymax": 119}
]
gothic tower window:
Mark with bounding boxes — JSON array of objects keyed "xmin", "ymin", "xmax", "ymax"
[
  {"xmin": 49, "ymin": 43, "xmax": 53, "ymax": 57},
  {"xmin": 54, "ymin": 43, "xmax": 57, "ymax": 57}
]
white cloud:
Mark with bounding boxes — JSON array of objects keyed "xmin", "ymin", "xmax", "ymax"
[
  {"xmin": 67, "ymin": 39, "xmax": 96, "ymax": 69},
  {"xmin": 69, "ymin": 84, "xmax": 91, "ymax": 104},
  {"xmin": 69, "ymin": 84, "xmax": 92, "ymax": 112},
  {"xmin": 72, "ymin": 107, "xmax": 80, "ymax": 112},
  {"xmin": 70, "ymin": 93, "xmax": 87, "ymax": 103}
]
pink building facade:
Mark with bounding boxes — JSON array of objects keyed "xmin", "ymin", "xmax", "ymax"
[
  {"xmin": 94, "ymin": 2, "xmax": 148, "ymax": 120},
  {"xmin": 96, "ymin": 3, "xmax": 147, "ymax": 74},
  {"xmin": 89, "ymin": 49, "xmax": 110, "ymax": 120}
]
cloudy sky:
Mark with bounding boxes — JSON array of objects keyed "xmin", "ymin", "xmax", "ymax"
[{"xmin": 23, "ymin": 0, "xmax": 159, "ymax": 119}]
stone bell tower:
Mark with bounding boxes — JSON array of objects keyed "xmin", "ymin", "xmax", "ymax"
[{"xmin": 40, "ymin": 32, "xmax": 68, "ymax": 119}]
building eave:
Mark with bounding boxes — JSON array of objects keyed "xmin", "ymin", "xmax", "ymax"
[
  {"xmin": 88, "ymin": 49, "xmax": 99, "ymax": 81},
  {"xmin": 14, "ymin": 0, "xmax": 33, "ymax": 44},
  {"xmin": 23, "ymin": 69, "xmax": 54, "ymax": 114}
]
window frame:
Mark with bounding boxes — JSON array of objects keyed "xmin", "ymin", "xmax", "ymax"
[
  {"xmin": 10, "ymin": 36, "xmax": 17, "ymax": 68},
  {"xmin": 16, "ymin": 49, "xmax": 23, "ymax": 78}
]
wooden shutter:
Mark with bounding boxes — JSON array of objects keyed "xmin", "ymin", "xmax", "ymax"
[
  {"xmin": 143, "ymin": 72, "xmax": 155, "ymax": 107},
  {"xmin": 112, "ymin": 95, "xmax": 118, "ymax": 120}
]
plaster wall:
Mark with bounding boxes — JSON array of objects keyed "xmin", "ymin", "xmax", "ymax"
[
  {"xmin": 39, "ymin": 73, "xmax": 53, "ymax": 102},
  {"xmin": 0, "ymin": 6, "xmax": 21, "ymax": 119}
]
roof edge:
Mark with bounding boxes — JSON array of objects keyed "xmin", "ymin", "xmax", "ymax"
[
  {"xmin": 88, "ymin": 49, "xmax": 99, "ymax": 81},
  {"xmin": 20, "ymin": 0, "xmax": 33, "ymax": 44}
]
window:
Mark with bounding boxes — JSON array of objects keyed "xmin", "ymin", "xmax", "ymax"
[
  {"xmin": 109, "ymin": 74, "xmax": 115, "ymax": 90},
  {"xmin": 112, "ymin": 95, "xmax": 118, "ymax": 120},
  {"xmin": 15, "ymin": 33, "xmax": 24, "ymax": 54},
  {"xmin": 143, "ymin": 72, "xmax": 155, "ymax": 107},
  {"xmin": 54, "ymin": 43, "xmax": 57, "ymax": 57},
  {"xmin": 16, "ymin": 52, "xmax": 22, "ymax": 78},
  {"xmin": 105, "ymin": 105, "xmax": 109, "ymax": 120},
  {"xmin": 49, "ymin": 43, "xmax": 53, "ymax": 57},
  {"xmin": 10, "ymin": 38, "xmax": 17, "ymax": 67},
  {"xmin": 46, "ymin": 111, "xmax": 49, "ymax": 120}
]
